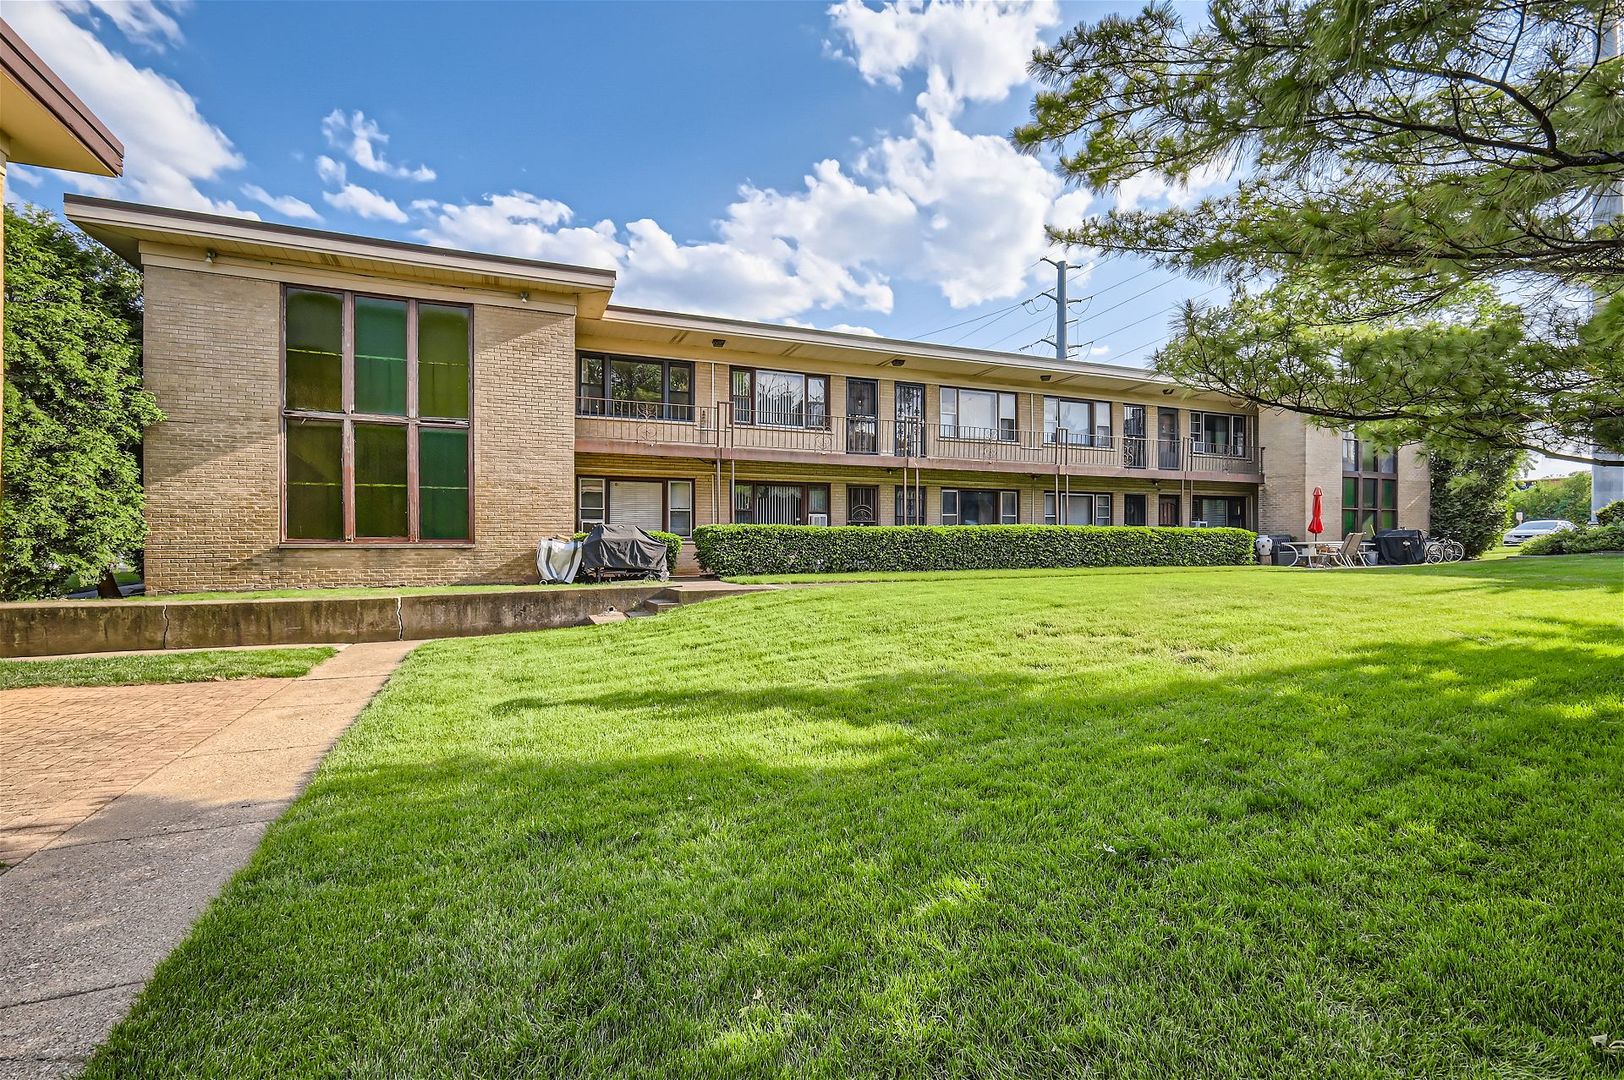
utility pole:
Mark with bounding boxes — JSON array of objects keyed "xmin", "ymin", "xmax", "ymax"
[{"xmin": 1039, "ymin": 257, "xmax": 1073, "ymax": 360}]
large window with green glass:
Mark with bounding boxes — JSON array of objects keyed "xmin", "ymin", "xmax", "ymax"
[
  {"xmin": 282, "ymin": 287, "xmax": 471, "ymax": 543},
  {"xmin": 1341, "ymin": 431, "xmax": 1399, "ymax": 537}
]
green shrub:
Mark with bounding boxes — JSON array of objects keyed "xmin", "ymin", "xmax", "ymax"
[
  {"xmin": 1518, "ymin": 523, "xmax": 1624, "ymax": 556},
  {"xmin": 1596, "ymin": 500, "xmax": 1624, "ymax": 526},
  {"xmin": 573, "ymin": 530, "xmax": 684, "ymax": 566},
  {"xmin": 691, "ymin": 524, "xmax": 1257, "ymax": 577}
]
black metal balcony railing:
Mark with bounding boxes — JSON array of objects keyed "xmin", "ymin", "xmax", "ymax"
[{"xmin": 575, "ymin": 399, "xmax": 1260, "ymax": 475}]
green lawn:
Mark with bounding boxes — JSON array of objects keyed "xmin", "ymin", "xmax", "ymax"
[
  {"xmin": 0, "ymin": 646, "xmax": 335, "ymax": 690},
  {"xmin": 87, "ymin": 556, "xmax": 1623, "ymax": 1077}
]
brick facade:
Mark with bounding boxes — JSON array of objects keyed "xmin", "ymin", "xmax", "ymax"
[{"xmin": 142, "ymin": 265, "xmax": 576, "ymax": 593}]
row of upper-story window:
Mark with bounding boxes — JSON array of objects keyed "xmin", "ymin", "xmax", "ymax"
[{"xmin": 576, "ymin": 352, "xmax": 1251, "ymax": 452}]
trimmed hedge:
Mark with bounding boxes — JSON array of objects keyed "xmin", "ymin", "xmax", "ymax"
[
  {"xmin": 1518, "ymin": 523, "xmax": 1624, "ymax": 556},
  {"xmin": 692, "ymin": 524, "xmax": 1257, "ymax": 577},
  {"xmin": 1596, "ymin": 500, "xmax": 1624, "ymax": 526},
  {"xmin": 573, "ymin": 530, "xmax": 684, "ymax": 566}
]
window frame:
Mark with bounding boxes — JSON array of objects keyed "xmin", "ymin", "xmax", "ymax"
[
  {"xmin": 1042, "ymin": 397, "xmax": 1113, "ymax": 447},
  {"xmin": 576, "ymin": 475, "xmax": 695, "ymax": 536},
  {"xmin": 1189, "ymin": 411, "xmax": 1249, "ymax": 456},
  {"xmin": 1043, "ymin": 491, "xmax": 1112, "ymax": 526},
  {"xmin": 729, "ymin": 367, "xmax": 829, "ymax": 430},
  {"xmin": 895, "ymin": 484, "xmax": 926, "ymax": 525},
  {"xmin": 941, "ymin": 487, "xmax": 1019, "ymax": 525},
  {"xmin": 732, "ymin": 482, "xmax": 832, "ymax": 525},
  {"xmin": 280, "ymin": 286, "xmax": 474, "ymax": 546},
  {"xmin": 1192, "ymin": 495, "xmax": 1249, "ymax": 529},
  {"xmin": 576, "ymin": 352, "xmax": 695, "ymax": 421},
  {"xmin": 940, "ymin": 386, "xmax": 1017, "ymax": 442}
]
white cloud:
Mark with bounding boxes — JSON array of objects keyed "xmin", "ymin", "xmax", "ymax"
[
  {"xmin": 62, "ymin": 0, "xmax": 186, "ymax": 49},
  {"xmin": 827, "ymin": 0, "xmax": 1059, "ymax": 115},
  {"xmin": 323, "ymin": 184, "xmax": 407, "ymax": 223},
  {"xmin": 415, "ymin": 192, "xmax": 625, "ymax": 267},
  {"xmin": 782, "ymin": 318, "xmax": 881, "ymax": 336},
  {"xmin": 1089, "ymin": 344, "xmax": 1111, "ymax": 356},
  {"xmin": 7, "ymin": 165, "xmax": 44, "ymax": 187},
  {"xmin": 321, "ymin": 109, "xmax": 436, "ymax": 182},
  {"xmin": 6, "ymin": 2, "xmax": 253, "ymax": 216},
  {"xmin": 1113, "ymin": 161, "xmax": 1234, "ymax": 212},
  {"xmin": 315, "ymin": 155, "xmax": 347, "ymax": 186},
  {"xmin": 241, "ymin": 184, "xmax": 322, "ymax": 221}
]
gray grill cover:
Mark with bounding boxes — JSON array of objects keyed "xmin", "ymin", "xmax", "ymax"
[{"xmin": 579, "ymin": 524, "xmax": 669, "ymax": 579}]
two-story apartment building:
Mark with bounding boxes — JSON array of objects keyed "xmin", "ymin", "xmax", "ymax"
[{"xmin": 64, "ymin": 196, "xmax": 1429, "ymax": 592}]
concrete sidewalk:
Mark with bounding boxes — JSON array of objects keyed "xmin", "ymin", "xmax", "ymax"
[{"xmin": 0, "ymin": 640, "xmax": 416, "ymax": 1079}]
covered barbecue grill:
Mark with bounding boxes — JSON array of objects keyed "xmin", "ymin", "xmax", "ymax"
[
  {"xmin": 1374, "ymin": 528, "xmax": 1426, "ymax": 565},
  {"xmin": 578, "ymin": 523, "xmax": 669, "ymax": 581}
]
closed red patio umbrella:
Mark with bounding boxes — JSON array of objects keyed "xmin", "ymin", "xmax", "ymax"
[{"xmin": 1309, "ymin": 486, "xmax": 1325, "ymax": 539}]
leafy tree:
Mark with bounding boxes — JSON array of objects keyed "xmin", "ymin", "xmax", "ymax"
[
  {"xmin": 1598, "ymin": 499, "xmax": 1624, "ymax": 524},
  {"xmin": 1509, "ymin": 471, "xmax": 1592, "ymax": 522},
  {"xmin": 2, "ymin": 205, "xmax": 159, "ymax": 599},
  {"xmin": 1016, "ymin": 0, "xmax": 1624, "ymax": 464},
  {"xmin": 1428, "ymin": 444, "xmax": 1520, "ymax": 556}
]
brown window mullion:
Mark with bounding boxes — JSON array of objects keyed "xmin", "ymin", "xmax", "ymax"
[
  {"xmin": 341, "ymin": 418, "xmax": 356, "ymax": 542},
  {"xmin": 407, "ymin": 420, "xmax": 421, "ymax": 542}
]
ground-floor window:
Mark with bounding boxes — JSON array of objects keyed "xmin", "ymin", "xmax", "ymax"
[
  {"xmin": 1342, "ymin": 476, "xmax": 1398, "ymax": 537},
  {"xmin": 847, "ymin": 485, "xmax": 879, "ymax": 525},
  {"xmin": 577, "ymin": 477, "xmax": 694, "ymax": 536},
  {"xmin": 1193, "ymin": 495, "xmax": 1247, "ymax": 529},
  {"xmin": 942, "ymin": 488, "xmax": 1017, "ymax": 526},
  {"xmin": 895, "ymin": 485, "xmax": 925, "ymax": 525},
  {"xmin": 1158, "ymin": 493, "xmax": 1182, "ymax": 526},
  {"xmin": 734, "ymin": 483, "xmax": 830, "ymax": 525},
  {"xmin": 1124, "ymin": 493, "xmax": 1147, "ymax": 526},
  {"xmin": 1044, "ymin": 492, "xmax": 1111, "ymax": 525}
]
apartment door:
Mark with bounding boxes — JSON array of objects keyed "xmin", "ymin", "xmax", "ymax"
[
  {"xmin": 894, "ymin": 382, "xmax": 925, "ymax": 456},
  {"xmin": 1157, "ymin": 408, "xmax": 1181, "ymax": 470},
  {"xmin": 1124, "ymin": 404, "xmax": 1147, "ymax": 469},
  {"xmin": 1158, "ymin": 493, "xmax": 1182, "ymax": 526},
  {"xmin": 847, "ymin": 378, "xmax": 879, "ymax": 454}
]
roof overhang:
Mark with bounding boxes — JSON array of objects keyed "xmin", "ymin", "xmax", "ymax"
[
  {"xmin": 0, "ymin": 19, "xmax": 123, "ymax": 176},
  {"xmin": 64, "ymin": 196, "xmax": 619, "ymax": 316},
  {"xmin": 586, "ymin": 305, "xmax": 1217, "ymax": 399}
]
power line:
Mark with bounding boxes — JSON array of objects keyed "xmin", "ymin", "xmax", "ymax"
[
  {"xmin": 1083, "ymin": 284, "xmax": 1225, "ymax": 344},
  {"xmin": 982, "ymin": 309, "xmax": 1059, "ymax": 350},
  {"xmin": 909, "ymin": 298, "xmax": 1029, "ymax": 340},
  {"xmin": 944, "ymin": 299, "xmax": 1043, "ymax": 346}
]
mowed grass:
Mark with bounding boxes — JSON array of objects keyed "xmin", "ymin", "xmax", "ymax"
[
  {"xmin": 0, "ymin": 646, "xmax": 334, "ymax": 690},
  {"xmin": 88, "ymin": 557, "xmax": 1623, "ymax": 1078}
]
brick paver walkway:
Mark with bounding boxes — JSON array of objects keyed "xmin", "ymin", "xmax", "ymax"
[
  {"xmin": 0, "ymin": 641, "xmax": 417, "ymax": 1078},
  {"xmin": 0, "ymin": 679, "xmax": 287, "ymax": 868}
]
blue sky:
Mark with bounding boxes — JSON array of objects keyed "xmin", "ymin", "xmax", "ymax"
[{"xmin": 8, "ymin": 0, "xmax": 1233, "ymax": 368}]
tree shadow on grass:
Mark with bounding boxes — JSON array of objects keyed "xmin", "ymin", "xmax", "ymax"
[{"xmin": 85, "ymin": 622, "xmax": 1624, "ymax": 1080}]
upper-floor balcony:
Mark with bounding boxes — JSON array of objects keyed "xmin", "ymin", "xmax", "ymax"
[{"xmin": 574, "ymin": 398, "xmax": 1262, "ymax": 481}]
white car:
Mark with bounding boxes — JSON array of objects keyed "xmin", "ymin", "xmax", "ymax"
[{"xmin": 1503, "ymin": 519, "xmax": 1577, "ymax": 545}]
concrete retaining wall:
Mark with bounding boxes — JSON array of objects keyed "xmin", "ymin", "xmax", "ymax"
[{"xmin": 0, "ymin": 586, "xmax": 676, "ymax": 658}]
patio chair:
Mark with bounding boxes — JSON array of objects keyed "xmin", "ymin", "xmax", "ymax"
[{"xmin": 1328, "ymin": 531, "xmax": 1365, "ymax": 568}]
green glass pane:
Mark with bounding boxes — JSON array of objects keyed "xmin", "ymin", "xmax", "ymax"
[
  {"xmin": 419, "ymin": 428, "xmax": 469, "ymax": 540},
  {"xmin": 1363, "ymin": 478, "xmax": 1378, "ymax": 508},
  {"xmin": 285, "ymin": 290, "xmax": 342, "ymax": 411},
  {"xmin": 1359, "ymin": 510, "xmax": 1377, "ymax": 535},
  {"xmin": 354, "ymin": 424, "xmax": 408, "ymax": 537},
  {"xmin": 1380, "ymin": 479, "xmax": 1398, "ymax": 509},
  {"xmin": 1342, "ymin": 477, "xmax": 1357, "ymax": 506},
  {"xmin": 1361, "ymin": 441, "xmax": 1378, "ymax": 472},
  {"xmin": 354, "ymin": 297, "xmax": 407, "ymax": 416},
  {"xmin": 1379, "ymin": 510, "xmax": 1398, "ymax": 531},
  {"xmin": 1341, "ymin": 509, "xmax": 1356, "ymax": 536},
  {"xmin": 419, "ymin": 304, "xmax": 470, "ymax": 419},
  {"xmin": 286, "ymin": 421, "xmax": 342, "ymax": 539}
]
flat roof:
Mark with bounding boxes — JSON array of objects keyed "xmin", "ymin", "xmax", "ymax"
[
  {"xmin": 588, "ymin": 305, "xmax": 1187, "ymax": 393},
  {"xmin": 64, "ymin": 195, "xmax": 617, "ymax": 315},
  {"xmin": 0, "ymin": 18, "xmax": 122, "ymax": 176}
]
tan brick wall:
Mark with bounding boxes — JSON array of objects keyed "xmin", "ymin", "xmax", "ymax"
[
  {"xmin": 142, "ymin": 265, "xmax": 575, "ymax": 593},
  {"xmin": 1396, "ymin": 444, "xmax": 1431, "ymax": 533}
]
